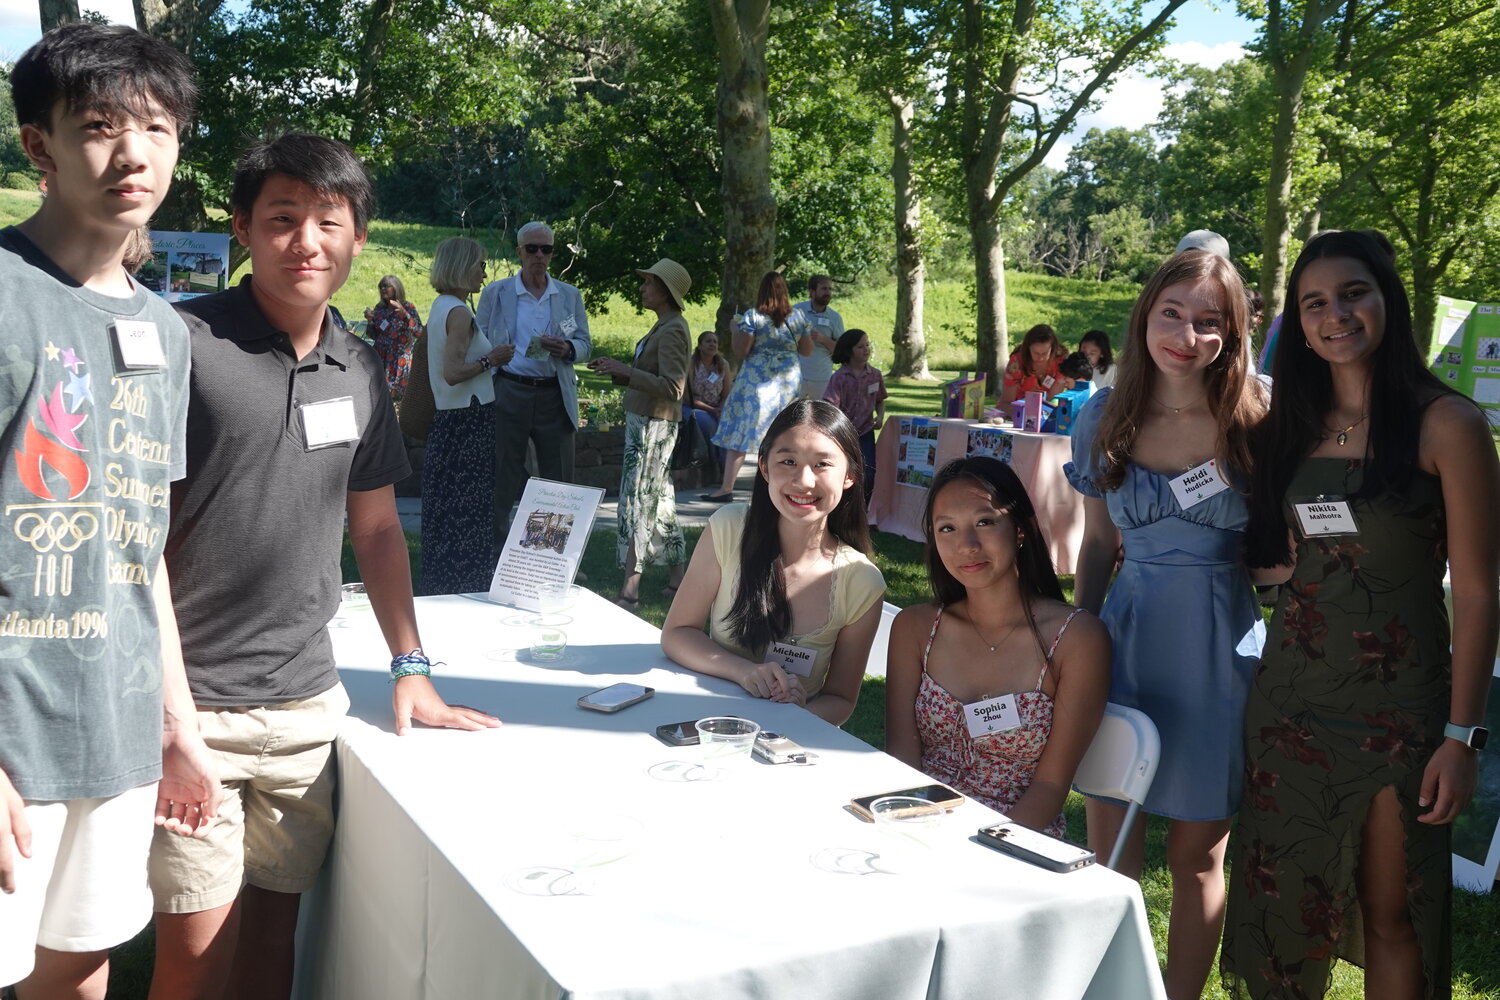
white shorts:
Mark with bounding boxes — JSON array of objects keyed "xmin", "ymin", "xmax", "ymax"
[{"xmin": 0, "ymin": 782, "xmax": 157, "ymax": 987}]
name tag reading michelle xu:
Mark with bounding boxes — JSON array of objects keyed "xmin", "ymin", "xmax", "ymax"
[
  {"xmin": 770, "ymin": 640, "xmax": 817, "ymax": 678},
  {"xmin": 1169, "ymin": 459, "xmax": 1229, "ymax": 510},
  {"xmin": 964, "ymin": 693, "xmax": 1022, "ymax": 739},
  {"xmin": 1293, "ymin": 497, "xmax": 1359, "ymax": 537}
]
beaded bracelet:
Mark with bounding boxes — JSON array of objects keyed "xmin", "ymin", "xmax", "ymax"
[{"xmin": 390, "ymin": 648, "xmax": 438, "ymax": 681}]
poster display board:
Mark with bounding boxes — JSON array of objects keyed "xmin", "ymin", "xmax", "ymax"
[
  {"xmin": 966, "ymin": 426, "xmax": 1014, "ymax": 465},
  {"xmin": 488, "ymin": 478, "xmax": 603, "ymax": 611},
  {"xmin": 1429, "ymin": 295, "xmax": 1500, "ymax": 427},
  {"xmin": 895, "ymin": 417, "xmax": 938, "ymax": 489},
  {"xmin": 141, "ymin": 231, "xmax": 231, "ymax": 302}
]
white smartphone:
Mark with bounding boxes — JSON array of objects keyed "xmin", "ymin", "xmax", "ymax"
[
  {"xmin": 976, "ymin": 822, "xmax": 1096, "ymax": 873},
  {"xmin": 578, "ymin": 683, "xmax": 654, "ymax": 713}
]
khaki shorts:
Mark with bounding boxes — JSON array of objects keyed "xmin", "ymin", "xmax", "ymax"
[{"xmin": 149, "ymin": 683, "xmax": 349, "ymax": 914}]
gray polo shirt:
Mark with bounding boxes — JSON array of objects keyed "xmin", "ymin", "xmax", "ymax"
[
  {"xmin": 794, "ymin": 301, "xmax": 843, "ymax": 383},
  {"xmin": 166, "ymin": 277, "xmax": 410, "ymax": 706}
]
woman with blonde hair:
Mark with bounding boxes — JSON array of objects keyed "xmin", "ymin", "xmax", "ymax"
[
  {"xmin": 364, "ymin": 273, "xmax": 422, "ymax": 401},
  {"xmin": 1066, "ymin": 249, "xmax": 1270, "ymax": 1000},
  {"xmin": 421, "ymin": 237, "xmax": 512, "ymax": 595}
]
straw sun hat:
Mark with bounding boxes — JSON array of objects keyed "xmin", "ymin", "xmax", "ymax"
[{"xmin": 635, "ymin": 258, "xmax": 691, "ymax": 311}]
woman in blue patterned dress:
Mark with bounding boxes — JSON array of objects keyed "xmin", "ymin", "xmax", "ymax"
[{"xmin": 702, "ymin": 271, "xmax": 811, "ymax": 501}]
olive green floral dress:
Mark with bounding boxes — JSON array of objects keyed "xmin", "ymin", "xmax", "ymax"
[{"xmin": 1223, "ymin": 458, "xmax": 1452, "ymax": 999}]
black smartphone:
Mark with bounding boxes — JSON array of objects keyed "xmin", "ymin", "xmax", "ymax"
[
  {"xmin": 849, "ymin": 783, "xmax": 965, "ymax": 821},
  {"xmin": 654, "ymin": 719, "xmax": 702, "ymax": 747},
  {"xmin": 976, "ymin": 822, "xmax": 1096, "ymax": 873}
]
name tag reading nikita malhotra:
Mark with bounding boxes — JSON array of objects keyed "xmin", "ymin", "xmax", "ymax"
[
  {"xmin": 300, "ymin": 396, "xmax": 360, "ymax": 450},
  {"xmin": 965, "ymin": 693, "xmax": 1022, "ymax": 739},
  {"xmin": 770, "ymin": 640, "xmax": 817, "ymax": 678},
  {"xmin": 1293, "ymin": 498, "xmax": 1359, "ymax": 536},
  {"xmin": 1169, "ymin": 459, "xmax": 1230, "ymax": 509}
]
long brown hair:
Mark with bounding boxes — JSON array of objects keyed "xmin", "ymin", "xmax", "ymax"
[
  {"xmin": 755, "ymin": 271, "xmax": 793, "ymax": 327},
  {"xmin": 692, "ymin": 330, "xmax": 730, "ymax": 378},
  {"xmin": 1092, "ymin": 251, "xmax": 1266, "ymax": 491},
  {"xmin": 1015, "ymin": 324, "xmax": 1067, "ymax": 377}
]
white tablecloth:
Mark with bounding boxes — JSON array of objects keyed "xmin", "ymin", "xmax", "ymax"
[{"xmin": 298, "ymin": 592, "xmax": 1165, "ymax": 1000}]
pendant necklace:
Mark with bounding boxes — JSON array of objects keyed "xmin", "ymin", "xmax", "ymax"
[
  {"xmin": 1333, "ymin": 414, "xmax": 1368, "ymax": 446},
  {"xmin": 1154, "ymin": 393, "xmax": 1203, "ymax": 415},
  {"xmin": 972, "ymin": 617, "xmax": 1024, "ymax": 653}
]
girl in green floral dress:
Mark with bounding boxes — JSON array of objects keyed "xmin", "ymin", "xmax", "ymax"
[{"xmin": 1224, "ymin": 230, "xmax": 1500, "ymax": 999}]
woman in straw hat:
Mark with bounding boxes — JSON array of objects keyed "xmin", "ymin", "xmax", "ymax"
[{"xmin": 588, "ymin": 259, "xmax": 694, "ymax": 607}]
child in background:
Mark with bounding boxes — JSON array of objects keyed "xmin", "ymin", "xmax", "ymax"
[
  {"xmin": 1059, "ymin": 351, "xmax": 1095, "ymax": 383},
  {"xmin": 823, "ymin": 328, "xmax": 888, "ymax": 503}
]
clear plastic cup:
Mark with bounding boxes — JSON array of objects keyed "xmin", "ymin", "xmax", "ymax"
[
  {"xmin": 695, "ymin": 717, "xmax": 761, "ymax": 776},
  {"xmin": 869, "ymin": 795, "xmax": 945, "ymax": 872},
  {"xmin": 529, "ymin": 623, "xmax": 567, "ymax": 661}
]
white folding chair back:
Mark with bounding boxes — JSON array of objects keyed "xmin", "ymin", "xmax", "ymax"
[
  {"xmin": 1072, "ymin": 703, "xmax": 1160, "ymax": 870},
  {"xmin": 863, "ymin": 602, "xmax": 903, "ymax": 679}
]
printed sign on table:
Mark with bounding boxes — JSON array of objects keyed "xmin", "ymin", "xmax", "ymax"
[
  {"xmin": 896, "ymin": 417, "xmax": 939, "ymax": 490},
  {"xmin": 488, "ymin": 478, "xmax": 604, "ymax": 611},
  {"xmin": 966, "ymin": 426, "xmax": 1014, "ymax": 465},
  {"xmin": 142, "ymin": 231, "xmax": 231, "ymax": 302}
]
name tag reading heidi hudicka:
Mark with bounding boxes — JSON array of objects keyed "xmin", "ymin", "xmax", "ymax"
[
  {"xmin": 965, "ymin": 693, "xmax": 1022, "ymax": 739},
  {"xmin": 770, "ymin": 640, "xmax": 816, "ymax": 678},
  {"xmin": 1169, "ymin": 459, "xmax": 1230, "ymax": 510},
  {"xmin": 1293, "ymin": 496, "xmax": 1359, "ymax": 537}
]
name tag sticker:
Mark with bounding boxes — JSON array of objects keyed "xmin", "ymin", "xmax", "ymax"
[
  {"xmin": 706, "ymin": 371, "xmax": 720, "ymax": 384},
  {"xmin": 560, "ymin": 316, "xmax": 578, "ymax": 336},
  {"xmin": 770, "ymin": 640, "xmax": 817, "ymax": 678},
  {"xmin": 1169, "ymin": 459, "xmax": 1230, "ymax": 509},
  {"xmin": 113, "ymin": 319, "xmax": 166, "ymax": 369},
  {"xmin": 1041, "ymin": 375, "xmax": 1056, "ymax": 389},
  {"xmin": 1293, "ymin": 496, "xmax": 1359, "ymax": 537},
  {"xmin": 965, "ymin": 693, "xmax": 1022, "ymax": 739},
  {"xmin": 301, "ymin": 396, "xmax": 360, "ymax": 450}
]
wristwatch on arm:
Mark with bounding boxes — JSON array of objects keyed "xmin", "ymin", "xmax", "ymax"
[{"xmin": 1444, "ymin": 722, "xmax": 1489, "ymax": 750}]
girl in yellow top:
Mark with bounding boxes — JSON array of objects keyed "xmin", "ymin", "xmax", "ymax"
[{"xmin": 663, "ymin": 399, "xmax": 886, "ymax": 724}]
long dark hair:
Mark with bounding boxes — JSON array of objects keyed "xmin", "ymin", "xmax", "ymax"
[
  {"xmin": 726, "ymin": 399, "xmax": 871, "ymax": 653},
  {"xmin": 755, "ymin": 271, "xmax": 793, "ymax": 327},
  {"xmin": 1079, "ymin": 329, "xmax": 1113, "ymax": 372},
  {"xmin": 1015, "ymin": 324, "xmax": 1067, "ymax": 376},
  {"xmin": 923, "ymin": 458, "xmax": 1065, "ymax": 659},
  {"xmin": 1245, "ymin": 229, "xmax": 1458, "ymax": 567}
]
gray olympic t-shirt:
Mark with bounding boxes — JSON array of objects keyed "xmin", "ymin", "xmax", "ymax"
[{"xmin": 0, "ymin": 227, "xmax": 190, "ymax": 801}]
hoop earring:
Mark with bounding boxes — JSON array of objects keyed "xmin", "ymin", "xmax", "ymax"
[{"xmin": 1304, "ymin": 338, "xmax": 1313, "ymax": 350}]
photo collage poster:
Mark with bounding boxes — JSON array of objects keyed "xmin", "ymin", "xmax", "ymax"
[
  {"xmin": 143, "ymin": 231, "xmax": 231, "ymax": 303},
  {"xmin": 895, "ymin": 417, "xmax": 938, "ymax": 490},
  {"xmin": 1430, "ymin": 296, "xmax": 1500, "ymax": 428},
  {"xmin": 966, "ymin": 426, "xmax": 1015, "ymax": 465}
]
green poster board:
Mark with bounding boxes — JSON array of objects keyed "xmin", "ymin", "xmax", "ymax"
[{"xmin": 1430, "ymin": 295, "xmax": 1500, "ymax": 428}]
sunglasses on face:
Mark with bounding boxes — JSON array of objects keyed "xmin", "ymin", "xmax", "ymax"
[{"xmin": 523, "ymin": 244, "xmax": 554, "ymax": 255}]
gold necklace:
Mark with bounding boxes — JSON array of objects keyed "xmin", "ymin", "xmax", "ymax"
[
  {"xmin": 971, "ymin": 617, "xmax": 1025, "ymax": 653},
  {"xmin": 1332, "ymin": 414, "xmax": 1368, "ymax": 446},
  {"xmin": 1154, "ymin": 393, "xmax": 1204, "ymax": 415}
]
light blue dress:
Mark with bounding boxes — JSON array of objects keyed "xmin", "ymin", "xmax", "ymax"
[
  {"xmin": 712, "ymin": 308, "xmax": 809, "ymax": 454},
  {"xmin": 1065, "ymin": 388, "xmax": 1265, "ymax": 821}
]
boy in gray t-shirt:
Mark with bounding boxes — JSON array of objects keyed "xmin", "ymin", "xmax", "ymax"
[{"xmin": 0, "ymin": 23, "xmax": 220, "ymax": 995}]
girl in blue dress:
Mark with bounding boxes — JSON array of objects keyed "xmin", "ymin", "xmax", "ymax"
[
  {"xmin": 1066, "ymin": 249, "xmax": 1270, "ymax": 1000},
  {"xmin": 702, "ymin": 271, "xmax": 811, "ymax": 501}
]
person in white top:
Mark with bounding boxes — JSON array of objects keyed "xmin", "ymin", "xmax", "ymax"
[
  {"xmin": 423, "ymin": 237, "xmax": 512, "ymax": 595},
  {"xmin": 794, "ymin": 274, "xmax": 844, "ymax": 400},
  {"xmin": 475, "ymin": 221, "xmax": 592, "ymax": 545}
]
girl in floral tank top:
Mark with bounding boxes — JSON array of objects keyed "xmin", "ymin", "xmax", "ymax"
[{"xmin": 885, "ymin": 457, "xmax": 1110, "ymax": 834}]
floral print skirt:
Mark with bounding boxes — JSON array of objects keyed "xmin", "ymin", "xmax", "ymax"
[
  {"xmin": 617, "ymin": 411, "xmax": 685, "ymax": 572},
  {"xmin": 420, "ymin": 399, "xmax": 496, "ymax": 595}
]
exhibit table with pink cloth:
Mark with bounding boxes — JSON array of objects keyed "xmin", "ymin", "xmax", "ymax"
[
  {"xmin": 295, "ymin": 591, "xmax": 1164, "ymax": 1000},
  {"xmin": 868, "ymin": 417, "xmax": 1084, "ymax": 573}
]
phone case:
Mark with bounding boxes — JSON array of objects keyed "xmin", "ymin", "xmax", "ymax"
[
  {"xmin": 654, "ymin": 720, "xmax": 700, "ymax": 747},
  {"xmin": 577, "ymin": 685, "xmax": 654, "ymax": 713},
  {"xmin": 849, "ymin": 784, "xmax": 965, "ymax": 821},
  {"xmin": 976, "ymin": 823, "xmax": 1096, "ymax": 873}
]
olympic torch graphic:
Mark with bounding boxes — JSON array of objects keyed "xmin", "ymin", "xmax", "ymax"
[{"xmin": 9, "ymin": 374, "xmax": 98, "ymax": 598}]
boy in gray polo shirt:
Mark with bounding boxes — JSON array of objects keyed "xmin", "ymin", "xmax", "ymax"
[
  {"xmin": 148, "ymin": 133, "xmax": 500, "ymax": 1000},
  {"xmin": 0, "ymin": 23, "xmax": 220, "ymax": 996}
]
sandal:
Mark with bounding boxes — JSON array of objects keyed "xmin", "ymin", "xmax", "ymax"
[
  {"xmin": 699, "ymin": 491, "xmax": 734, "ymax": 502},
  {"xmin": 614, "ymin": 595, "xmax": 640, "ymax": 609}
]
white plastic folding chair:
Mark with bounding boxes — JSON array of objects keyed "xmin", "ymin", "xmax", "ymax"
[
  {"xmin": 862, "ymin": 601, "xmax": 903, "ymax": 679},
  {"xmin": 1072, "ymin": 703, "xmax": 1161, "ymax": 870}
]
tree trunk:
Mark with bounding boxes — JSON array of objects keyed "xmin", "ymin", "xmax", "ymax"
[
  {"xmin": 133, "ymin": 0, "xmax": 222, "ymax": 55},
  {"xmin": 969, "ymin": 193, "xmax": 1006, "ymax": 386},
  {"xmin": 888, "ymin": 90, "xmax": 930, "ymax": 380},
  {"xmin": 1257, "ymin": 55, "xmax": 1312, "ymax": 325},
  {"xmin": 706, "ymin": 0, "xmax": 775, "ymax": 343},
  {"xmin": 350, "ymin": 0, "xmax": 399, "ymax": 150},
  {"xmin": 39, "ymin": 0, "xmax": 80, "ymax": 31}
]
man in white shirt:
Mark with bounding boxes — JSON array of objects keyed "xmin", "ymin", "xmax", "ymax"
[
  {"xmin": 475, "ymin": 221, "xmax": 592, "ymax": 544},
  {"xmin": 794, "ymin": 274, "xmax": 844, "ymax": 399}
]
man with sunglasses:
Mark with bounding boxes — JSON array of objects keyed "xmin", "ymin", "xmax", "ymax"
[{"xmin": 476, "ymin": 221, "xmax": 592, "ymax": 544}]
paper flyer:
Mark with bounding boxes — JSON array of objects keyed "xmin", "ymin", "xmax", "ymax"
[
  {"xmin": 488, "ymin": 478, "xmax": 604, "ymax": 611},
  {"xmin": 896, "ymin": 417, "xmax": 939, "ymax": 490},
  {"xmin": 142, "ymin": 231, "xmax": 231, "ymax": 302},
  {"xmin": 966, "ymin": 426, "xmax": 1014, "ymax": 464}
]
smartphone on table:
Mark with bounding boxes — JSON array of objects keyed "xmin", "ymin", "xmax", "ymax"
[
  {"xmin": 578, "ymin": 683, "xmax": 654, "ymax": 713},
  {"xmin": 976, "ymin": 822, "xmax": 1096, "ymax": 873},
  {"xmin": 653, "ymin": 716, "xmax": 749, "ymax": 747},
  {"xmin": 849, "ymin": 783, "xmax": 965, "ymax": 821}
]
